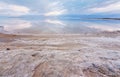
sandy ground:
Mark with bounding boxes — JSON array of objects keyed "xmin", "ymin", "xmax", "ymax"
[{"xmin": 0, "ymin": 33, "xmax": 120, "ymax": 77}]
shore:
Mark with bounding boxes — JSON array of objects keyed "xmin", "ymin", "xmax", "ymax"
[{"xmin": 0, "ymin": 32, "xmax": 120, "ymax": 77}]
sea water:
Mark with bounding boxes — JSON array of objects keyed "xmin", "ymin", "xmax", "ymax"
[{"xmin": 0, "ymin": 16, "xmax": 120, "ymax": 34}]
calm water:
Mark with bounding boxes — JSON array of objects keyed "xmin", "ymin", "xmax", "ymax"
[{"xmin": 0, "ymin": 17, "xmax": 120, "ymax": 34}]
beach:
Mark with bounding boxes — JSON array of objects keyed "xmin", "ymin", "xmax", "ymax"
[
  {"xmin": 0, "ymin": 32, "xmax": 120, "ymax": 77},
  {"xmin": 0, "ymin": 0, "xmax": 120, "ymax": 76}
]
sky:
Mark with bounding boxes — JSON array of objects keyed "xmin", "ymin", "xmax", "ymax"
[{"xmin": 0, "ymin": 0, "xmax": 120, "ymax": 17}]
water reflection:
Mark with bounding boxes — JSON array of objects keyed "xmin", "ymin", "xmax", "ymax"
[
  {"xmin": 0, "ymin": 18, "xmax": 120, "ymax": 34},
  {"xmin": 45, "ymin": 19, "xmax": 66, "ymax": 26},
  {"xmin": 4, "ymin": 20, "xmax": 32, "ymax": 31},
  {"xmin": 87, "ymin": 22, "xmax": 120, "ymax": 31}
]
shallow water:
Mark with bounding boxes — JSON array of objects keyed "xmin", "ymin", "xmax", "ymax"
[{"xmin": 0, "ymin": 17, "xmax": 120, "ymax": 34}]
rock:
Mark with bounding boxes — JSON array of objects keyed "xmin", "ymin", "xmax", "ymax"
[
  {"xmin": 31, "ymin": 53, "xmax": 38, "ymax": 57},
  {"xmin": 6, "ymin": 48, "xmax": 10, "ymax": 50}
]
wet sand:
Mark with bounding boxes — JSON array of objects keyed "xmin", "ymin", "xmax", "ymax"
[{"xmin": 0, "ymin": 33, "xmax": 120, "ymax": 77}]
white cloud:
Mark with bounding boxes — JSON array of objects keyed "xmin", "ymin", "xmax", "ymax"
[
  {"xmin": 0, "ymin": 2, "xmax": 30, "ymax": 16},
  {"xmin": 88, "ymin": 1, "xmax": 120, "ymax": 14},
  {"xmin": 44, "ymin": 1, "xmax": 67, "ymax": 16},
  {"xmin": 44, "ymin": 10, "xmax": 66, "ymax": 16}
]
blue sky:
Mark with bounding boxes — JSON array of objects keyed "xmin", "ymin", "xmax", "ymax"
[{"xmin": 0, "ymin": 0, "xmax": 120, "ymax": 17}]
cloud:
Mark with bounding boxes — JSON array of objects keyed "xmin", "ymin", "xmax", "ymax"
[
  {"xmin": 44, "ymin": 1, "xmax": 67, "ymax": 16},
  {"xmin": 44, "ymin": 10, "xmax": 66, "ymax": 16},
  {"xmin": 0, "ymin": 2, "xmax": 30, "ymax": 16},
  {"xmin": 88, "ymin": 1, "xmax": 120, "ymax": 14}
]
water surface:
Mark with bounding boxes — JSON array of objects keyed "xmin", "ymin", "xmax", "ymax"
[{"xmin": 0, "ymin": 17, "xmax": 120, "ymax": 34}]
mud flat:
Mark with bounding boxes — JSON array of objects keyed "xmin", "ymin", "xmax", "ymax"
[{"xmin": 0, "ymin": 32, "xmax": 120, "ymax": 77}]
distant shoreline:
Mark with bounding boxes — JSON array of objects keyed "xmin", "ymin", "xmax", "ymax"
[{"xmin": 94, "ymin": 18, "xmax": 120, "ymax": 20}]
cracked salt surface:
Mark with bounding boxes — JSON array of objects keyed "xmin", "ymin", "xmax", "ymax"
[{"xmin": 0, "ymin": 34, "xmax": 120, "ymax": 77}]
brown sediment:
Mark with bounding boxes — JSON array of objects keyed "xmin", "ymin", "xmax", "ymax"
[
  {"xmin": 32, "ymin": 62, "xmax": 49, "ymax": 77},
  {"xmin": 0, "ymin": 33, "xmax": 32, "ymax": 42}
]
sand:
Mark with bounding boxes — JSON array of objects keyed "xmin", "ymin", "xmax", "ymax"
[{"xmin": 0, "ymin": 33, "xmax": 120, "ymax": 77}]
